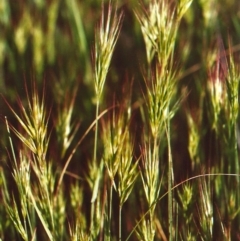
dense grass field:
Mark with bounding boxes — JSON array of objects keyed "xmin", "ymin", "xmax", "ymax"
[{"xmin": 1, "ymin": 0, "xmax": 240, "ymax": 240}]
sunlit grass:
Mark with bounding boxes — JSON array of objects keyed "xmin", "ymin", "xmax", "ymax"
[{"xmin": 1, "ymin": 0, "xmax": 240, "ymax": 240}]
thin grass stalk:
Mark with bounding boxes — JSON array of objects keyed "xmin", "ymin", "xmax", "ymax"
[
  {"xmin": 151, "ymin": 135, "xmax": 159, "ymax": 231},
  {"xmin": 137, "ymin": 140, "xmax": 161, "ymax": 241},
  {"xmin": 5, "ymin": 116, "xmax": 17, "ymax": 165},
  {"xmin": 166, "ymin": 105, "xmax": 174, "ymax": 241},
  {"xmin": 127, "ymin": 173, "xmax": 240, "ymax": 241},
  {"xmin": 5, "ymin": 85, "xmax": 59, "ymax": 239},
  {"xmin": 136, "ymin": 2, "xmax": 192, "ymax": 238},
  {"xmin": 55, "ymin": 108, "xmax": 110, "ymax": 198},
  {"xmin": 117, "ymin": 130, "xmax": 138, "ymax": 241},
  {"xmin": 119, "ymin": 205, "xmax": 122, "ymax": 241},
  {"xmin": 108, "ymin": 183, "xmax": 113, "ymax": 240},
  {"xmin": 234, "ymin": 124, "xmax": 239, "ymax": 224},
  {"xmin": 176, "ymin": 204, "xmax": 179, "ymax": 241},
  {"xmin": 102, "ymin": 107, "xmax": 132, "ymax": 240},
  {"xmin": 4, "ymin": 0, "xmax": 240, "ymax": 239},
  {"xmin": 90, "ymin": 99, "xmax": 100, "ymax": 235},
  {"xmin": 28, "ymin": 190, "xmax": 53, "ymax": 241},
  {"xmin": 6, "ymin": 110, "xmax": 45, "ymax": 240},
  {"xmin": 90, "ymin": 3, "xmax": 123, "ymax": 236},
  {"xmin": 93, "ymin": 99, "xmax": 100, "ymax": 167},
  {"xmin": 152, "ymin": 137, "xmax": 158, "ymax": 202},
  {"xmin": 5, "ymin": 124, "xmax": 37, "ymax": 241}
]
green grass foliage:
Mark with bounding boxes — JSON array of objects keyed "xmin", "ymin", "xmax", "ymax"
[{"xmin": 1, "ymin": 0, "xmax": 240, "ymax": 240}]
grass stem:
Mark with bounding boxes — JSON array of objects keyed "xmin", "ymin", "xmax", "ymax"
[
  {"xmin": 119, "ymin": 205, "xmax": 122, "ymax": 241},
  {"xmin": 167, "ymin": 106, "xmax": 173, "ymax": 241}
]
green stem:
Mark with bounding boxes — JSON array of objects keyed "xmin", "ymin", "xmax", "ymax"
[
  {"xmin": 107, "ymin": 183, "xmax": 113, "ymax": 241},
  {"xmin": 234, "ymin": 124, "xmax": 239, "ymax": 226},
  {"xmin": 90, "ymin": 98, "xmax": 100, "ymax": 237},
  {"xmin": 167, "ymin": 107, "xmax": 173, "ymax": 241},
  {"xmin": 93, "ymin": 99, "xmax": 100, "ymax": 165},
  {"xmin": 234, "ymin": 124, "xmax": 239, "ymax": 183},
  {"xmin": 119, "ymin": 205, "xmax": 122, "ymax": 241},
  {"xmin": 5, "ymin": 116, "xmax": 17, "ymax": 166}
]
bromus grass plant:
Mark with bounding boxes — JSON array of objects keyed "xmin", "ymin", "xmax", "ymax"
[
  {"xmin": 91, "ymin": 2, "xmax": 123, "ymax": 239},
  {"xmin": 1, "ymin": 0, "xmax": 240, "ymax": 240},
  {"xmin": 136, "ymin": 1, "xmax": 192, "ymax": 240}
]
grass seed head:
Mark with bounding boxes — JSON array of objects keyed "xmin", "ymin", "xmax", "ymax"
[
  {"xmin": 94, "ymin": 2, "xmax": 123, "ymax": 99},
  {"xmin": 7, "ymin": 86, "xmax": 49, "ymax": 166}
]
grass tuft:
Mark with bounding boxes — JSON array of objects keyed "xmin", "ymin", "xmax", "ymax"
[{"xmin": 1, "ymin": 0, "xmax": 240, "ymax": 240}]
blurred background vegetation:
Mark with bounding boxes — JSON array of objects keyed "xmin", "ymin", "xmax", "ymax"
[
  {"xmin": 1, "ymin": 0, "xmax": 240, "ymax": 240},
  {"xmin": 0, "ymin": 0, "xmax": 143, "ymax": 154},
  {"xmin": 1, "ymin": 0, "xmax": 240, "ymax": 174}
]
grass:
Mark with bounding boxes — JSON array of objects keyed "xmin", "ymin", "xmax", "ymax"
[{"xmin": 1, "ymin": 0, "xmax": 240, "ymax": 240}]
